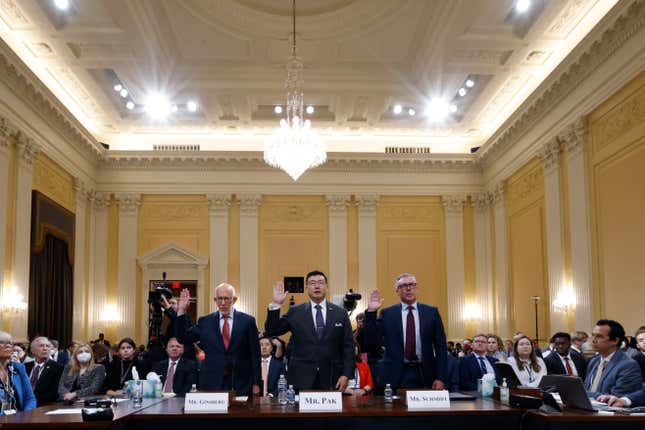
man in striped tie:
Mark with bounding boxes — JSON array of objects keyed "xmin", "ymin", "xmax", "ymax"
[{"xmin": 152, "ymin": 338, "xmax": 198, "ymax": 396}]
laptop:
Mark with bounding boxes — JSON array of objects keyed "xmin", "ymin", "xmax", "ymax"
[
  {"xmin": 493, "ymin": 362, "xmax": 523, "ymax": 388},
  {"xmin": 538, "ymin": 375, "xmax": 611, "ymax": 412}
]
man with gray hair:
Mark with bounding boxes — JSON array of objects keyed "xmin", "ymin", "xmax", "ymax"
[
  {"xmin": 24, "ymin": 336, "xmax": 63, "ymax": 405},
  {"xmin": 176, "ymin": 283, "xmax": 261, "ymax": 396}
]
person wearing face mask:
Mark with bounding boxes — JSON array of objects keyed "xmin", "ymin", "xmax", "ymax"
[
  {"xmin": 58, "ymin": 343, "xmax": 106, "ymax": 401},
  {"xmin": 104, "ymin": 338, "xmax": 150, "ymax": 396}
]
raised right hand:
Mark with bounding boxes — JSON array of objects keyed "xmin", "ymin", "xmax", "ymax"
[
  {"xmin": 177, "ymin": 288, "xmax": 190, "ymax": 315},
  {"xmin": 366, "ymin": 288, "xmax": 384, "ymax": 312},
  {"xmin": 272, "ymin": 281, "xmax": 288, "ymax": 306}
]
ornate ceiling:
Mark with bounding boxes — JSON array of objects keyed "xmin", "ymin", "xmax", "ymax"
[{"xmin": 0, "ymin": 0, "xmax": 619, "ymax": 154}]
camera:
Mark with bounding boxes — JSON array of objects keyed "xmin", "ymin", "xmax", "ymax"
[
  {"xmin": 148, "ymin": 272, "xmax": 174, "ymax": 341},
  {"xmin": 343, "ymin": 289, "xmax": 362, "ymax": 312}
]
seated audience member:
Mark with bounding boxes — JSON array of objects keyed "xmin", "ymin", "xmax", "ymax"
[
  {"xmin": 570, "ymin": 331, "xmax": 589, "ymax": 356},
  {"xmin": 504, "ymin": 339, "xmax": 514, "ymax": 357},
  {"xmin": 94, "ymin": 333, "xmax": 111, "ymax": 347},
  {"xmin": 152, "ymin": 338, "xmax": 198, "ymax": 397},
  {"xmin": 24, "ymin": 337, "xmax": 64, "ymax": 406},
  {"xmin": 58, "ymin": 343, "xmax": 106, "ymax": 401},
  {"xmin": 459, "ymin": 334, "xmax": 498, "ymax": 391},
  {"xmin": 105, "ymin": 337, "xmax": 151, "ymax": 396},
  {"xmin": 0, "ymin": 331, "xmax": 36, "ymax": 414},
  {"xmin": 447, "ymin": 341, "xmax": 456, "ymax": 357},
  {"xmin": 446, "ymin": 352, "xmax": 460, "ymax": 392},
  {"xmin": 344, "ymin": 343, "xmax": 374, "ymax": 397},
  {"xmin": 507, "ymin": 335, "xmax": 547, "ymax": 388},
  {"xmin": 259, "ymin": 336, "xmax": 286, "ymax": 397},
  {"xmin": 631, "ymin": 329, "xmax": 645, "ymax": 383},
  {"xmin": 11, "ymin": 343, "xmax": 28, "ymax": 363},
  {"xmin": 584, "ymin": 320, "xmax": 642, "ymax": 397},
  {"xmin": 544, "ymin": 332, "xmax": 588, "ymax": 380},
  {"xmin": 50, "ymin": 340, "xmax": 69, "ymax": 366},
  {"xmin": 487, "ymin": 335, "xmax": 507, "ymax": 362}
]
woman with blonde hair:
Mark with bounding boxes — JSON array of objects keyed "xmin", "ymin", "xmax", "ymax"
[{"xmin": 58, "ymin": 343, "xmax": 106, "ymax": 401}]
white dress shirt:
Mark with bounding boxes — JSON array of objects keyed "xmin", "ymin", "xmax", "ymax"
[
  {"xmin": 556, "ymin": 353, "xmax": 578, "ymax": 376},
  {"xmin": 310, "ymin": 299, "xmax": 327, "ymax": 330},
  {"xmin": 218, "ymin": 308, "xmax": 235, "ymax": 334},
  {"xmin": 473, "ymin": 352, "xmax": 495, "ymax": 375},
  {"xmin": 400, "ymin": 301, "xmax": 422, "ymax": 361},
  {"xmin": 507, "ymin": 356, "xmax": 547, "ymax": 387}
]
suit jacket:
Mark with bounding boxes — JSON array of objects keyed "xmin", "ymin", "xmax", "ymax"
[
  {"xmin": 177, "ymin": 309, "xmax": 261, "ymax": 396},
  {"xmin": 632, "ymin": 352, "xmax": 645, "ymax": 383},
  {"xmin": 24, "ymin": 359, "xmax": 64, "ymax": 406},
  {"xmin": 55, "ymin": 351, "xmax": 70, "ymax": 367},
  {"xmin": 446, "ymin": 353, "xmax": 460, "ymax": 392},
  {"xmin": 264, "ymin": 301, "xmax": 354, "ymax": 390},
  {"xmin": 544, "ymin": 351, "xmax": 588, "ymax": 380},
  {"xmin": 584, "ymin": 350, "xmax": 642, "ymax": 397},
  {"xmin": 3, "ymin": 362, "xmax": 36, "ymax": 413},
  {"xmin": 264, "ymin": 356, "xmax": 286, "ymax": 396},
  {"xmin": 364, "ymin": 303, "xmax": 448, "ymax": 390},
  {"xmin": 627, "ymin": 387, "xmax": 645, "ymax": 407},
  {"xmin": 161, "ymin": 308, "xmax": 196, "ymax": 361},
  {"xmin": 152, "ymin": 358, "xmax": 198, "ymax": 397},
  {"xmin": 458, "ymin": 353, "xmax": 498, "ymax": 391},
  {"xmin": 58, "ymin": 364, "xmax": 106, "ymax": 399}
]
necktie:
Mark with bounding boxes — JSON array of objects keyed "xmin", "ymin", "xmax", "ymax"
[
  {"xmin": 478, "ymin": 356, "xmax": 488, "ymax": 376},
  {"xmin": 261, "ymin": 359, "xmax": 269, "ymax": 397},
  {"xmin": 30, "ymin": 364, "xmax": 42, "ymax": 389},
  {"xmin": 222, "ymin": 316, "xmax": 231, "ymax": 350},
  {"xmin": 589, "ymin": 359, "xmax": 606, "ymax": 392},
  {"xmin": 563, "ymin": 356, "xmax": 574, "ymax": 376},
  {"xmin": 164, "ymin": 362, "xmax": 176, "ymax": 393},
  {"xmin": 315, "ymin": 305, "xmax": 325, "ymax": 339},
  {"xmin": 405, "ymin": 305, "xmax": 416, "ymax": 361}
]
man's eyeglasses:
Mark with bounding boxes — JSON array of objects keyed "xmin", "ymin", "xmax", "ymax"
[
  {"xmin": 307, "ymin": 280, "xmax": 327, "ymax": 287},
  {"xmin": 396, "ymin": 282, "xmax": 417, "ymax": 290},
  {"xmin": 0, "ymin": 340, "xmax": 13, "ymax": 347},
  {"xmin": 216, "ymin": 297, "xmax": 233, "ymax": 302}
]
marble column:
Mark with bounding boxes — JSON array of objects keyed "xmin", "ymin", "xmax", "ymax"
[
  {"xmin": 472, "ymin": 193, "xmax": 494, "ymax": 332},
  {"xmin": 72, "ymin": 178, "xmax": 88, "ymax": 341},
  {"xmin": 561, "ymin": 119, "xmax": 593, "ymax": 331},
  {"xmin": 492, "ymin": 183, "xmax": 510, "ymax": 338},
  {"xmin": 238, "ymin": 194, "xmax": 261, "ymax": 317},
  {"xmin": 207, "ymin": 194, "xmax": 231, "ymax": 313},
  {"xmin": 355, "ymin": 194, "xmax": 378, "ymax": 308},
  {"xmin": 0, "ymin": 119, "xmax": 13, "ymax": 329},
  {"xmin": 11, "ymin": 135, "xmax": 40, "ymax": 340},
  {"xmin": 540, "ymin": 137, "xmax": 567, "ymax": 332},
  {"xmin": 88, "ymin": 193, "xmax": 110, "ymax": 339},
  {"xmin": 326, "ymin": 194, "xmax": 350, "ymax": 304},
  {"xmin": 115, "ymin": 193, "xmax": 140, "ymax": 340},
  {"xmin": 442, "ymin": 195, "xmax": 466, "ymax": 340}
]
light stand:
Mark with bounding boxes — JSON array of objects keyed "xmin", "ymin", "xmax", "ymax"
[{"xmin": 530, "ymin": 296, "xmax": 541, "ymax": 343}]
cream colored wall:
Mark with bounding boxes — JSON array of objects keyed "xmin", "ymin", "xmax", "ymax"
[
  {"xmin": 32, "ymin": 153, "xmax": 75, "ymax": 213},
  {"xmin": 588, "ymin": 69, "xmax": 645, "ymax": 334},
  {"xmin": 505, "ymin": 159, "xmax": 550, "ymax": 341}
]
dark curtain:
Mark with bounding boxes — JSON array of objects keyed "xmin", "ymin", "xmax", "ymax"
[{"xmin": 28, "ymin": 234, "xmax": 74, "ymax": 347}]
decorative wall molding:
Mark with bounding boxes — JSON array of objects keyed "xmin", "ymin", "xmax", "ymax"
[
  {"xmin": 478, "ymin": 0, "xmax": 645, "ymax": 167},
  {"xmin": 560, "ymin": 117, "xmax": 587, "ymax": 158},
  {"xmin": 114, "ymin": 193, "xmax": 141, "ymax": 214},
  {"xmin": 16, "ymin": 133, "xmax": 40, "ymax": 166},
  {"xmin": 238, "ymin": 194, "xmax": 262, "ymax": 216},
  {"xmin": 441, "ymin": 194, "xmax": 466, "ymax": 214},
  {"xmin": 0, "ymin": 116, "xmax": 17, "ymax": 150},
  {"xmin": 538, "ymin": 137, "xmax": 561, "ymax": 173},
  {"xmin": 325, "ymin": 194, "xmax": 350, "ymax": 214},
  {"xmin": 355, "ymin": 194, "xmax": 379, "ymax": 214},
  {"xmin": 471, "ymin": 193, "xmax": 491, "ymax": 212},
  {"xmin": 92, "ymin": 192, "xmax": 111, "ymax": 210},
  {"xmin": 491, "ymin": 183, "xmax": 505, "ymax": 206},
  {"xmin": 207, "ymin": 193, "xmax": 232, "ymax": 216}
]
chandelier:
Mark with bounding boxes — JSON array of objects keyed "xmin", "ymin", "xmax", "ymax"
[{"xmin": 264, "ymin": 0, "xmax": 326, "ymax": 181}]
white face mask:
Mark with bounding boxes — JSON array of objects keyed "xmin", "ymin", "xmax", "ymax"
[{"xmin": 77, "ymin": 352, "xmax": 92, "ymax": 363}]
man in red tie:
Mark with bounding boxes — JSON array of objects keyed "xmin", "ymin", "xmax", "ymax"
[
  {"xmin": 363, "ymin": 273, "xmax": 448, "ymax": 391},
  {"xmin": 176, "ymin": 283, "xmax": 261, "ymax": 396},
  {"xmin": 543, "ymin": 332, "xmax": 588, "ymax": 380},
  {"xmin": 152, "ymin": 337, "xmax": 198, "ymax": 396}
]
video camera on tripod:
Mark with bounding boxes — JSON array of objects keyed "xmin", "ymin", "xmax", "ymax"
[{"xmin": 148, "ymin": 272, "xmax": 173, "ymax": 339}]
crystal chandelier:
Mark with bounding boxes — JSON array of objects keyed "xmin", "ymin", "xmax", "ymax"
[{"xmin": 264, "ymin": 0, "xmax": 326, "ymax": 181}]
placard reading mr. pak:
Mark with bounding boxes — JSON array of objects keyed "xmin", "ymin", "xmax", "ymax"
[{"xmin": 299, "ymin": 391, "xmax": 343, "ymax": 412}]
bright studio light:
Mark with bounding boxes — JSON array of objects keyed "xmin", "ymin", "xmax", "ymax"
[
  {"xmin": 119, "ymin": 88, "xmax": 128, "ymax": 98},
  {"xmin": 426, "ymin": 98, "xmax": 451, "ymax": 121},
  {"xmin": 187, "ymin": 100, "xmax": 198, "ymax": 112},
  {"xmin": 145, "ymin": 93, "xmax": 172, "ymax": 120},
  {"xmin": 408, "ymin": 108, "xmax": 416, "ymax": 116},
  {"xmin": 516, "ymin": 0, "xmax": 531, "ymax": 13},
  {"xmin": 306, "ymin": 105, "xmax": 315, "ymax": 114},
  {"xmin": 126, "ymin": 101, "xmax": 135, "ymax": 110},
  {"xmin": 465, "ymin": 79, "xmax": 475, "ymax": 88},
  {"xmin": 458, "ymin": 88, "xmax": 467, "ymax": 97},
  {"xmin": 274, "ymin": 105, "xmax": 283, "ymax": 114},
  {"xmin": 393, "ymin": 104, "xmax": 403, "ymax": 115},
  {"xmin": 53, "ymin": 0, "xmax": 70, "ymax": 11}
]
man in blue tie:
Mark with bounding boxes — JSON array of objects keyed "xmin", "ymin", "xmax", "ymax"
[
  {"xmin": 264, "ymin": 270, "xmax": 354, "ymax": 391},
  {"xmin": 459, "ymin": 334, "xmax": 498, "ymax": 391}
]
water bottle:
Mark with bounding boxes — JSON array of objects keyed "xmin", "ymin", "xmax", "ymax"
[
  {"xmin": 286, "ymin": 385, "xmax": 296, "ymax": 405},
  {"xmin": 500, "ymin": 378, "xmax": 510, "ymax": 406},
  {"xmin": 190, "ymin": 384, "xmax": 198, "ymax": 393},
  {"xmin": 122, "ymin": 382, "xmax": 131, "ymax": 399},
  {"xmin": 277, "ymin": 374, "xmax": 288, "ymax": 405},
  {"xmin": 155, "ymin": 380, "xmax": 162, "ymax": 398},
  {"xmin": 384, "ymin": 383, "xmax": 393, "ymax": 403},
  {"xmin": 132, "ymin": 380, "xmax": 143, "ymax": 408}
]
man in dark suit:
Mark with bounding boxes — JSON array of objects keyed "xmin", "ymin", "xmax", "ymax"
[
  {"xmin": 176, "ymin": 283, "xmax": 261, "ymax": 396},
  {"xmin": 364, "ymin": 273, "xmax": 448, "ymax": 391},
  {"xmin": 152, "ymin": 337, "xmax": 198, "ymax": 397},
  {"xmin": 24, "ymin": 337, "xmax": 63, "ymax": 406},
  {"xmin": 544, "ymin": 332, "xmax": 588, "ymax": 380},
  {"xmin": 259, "ymin": 336, "xmax": 286, "ymax": 396},
  {"xmin": 264, "ymin": 270, "xmax": 354, "ymax": 391},
  {"xmin": 160, "ymin": 296, "xmax": 196, "ymax": 361},
  {"xmin": 459, "ymin": 334, "xmax": 498, "ymax": 391}
]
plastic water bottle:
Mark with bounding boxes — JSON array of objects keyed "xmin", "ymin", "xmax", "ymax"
[
  {"xmin": 384, "ymin": 383, "xmax": 393, "ymax": 403},
  {"xmin": 122, "ymin": 382, "xmax": 131, "ymax": 399},
  {"xmin": 132, "ymin": 380, "xmax": 143, "ymax": 408},
  {"xmin": 155, "ymin": 380, "xmax": 162, "ymax": 398},
  {"xmin": 277, "ymin": 374, "xmax": 288, "ymax": 405},
  {"xmin": 500, "ymin": 378, "xmax": 510, "ymax": 405},
  {"xmin": 286, "ymin": 385, "xmax": 296, "ymax": 405},
  {"xmin": 190, "ymin": 384, "xmax": 198, "ymax": 393}
]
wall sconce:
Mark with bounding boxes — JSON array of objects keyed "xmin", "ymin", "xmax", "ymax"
[
  {"xmin": 0, "ymin": 286, "xmax": 28, "ymax": 315},
  {"xmin": 553, "ymin": 287, "xmax": 576, "ymax": 313},
  {"xmin": 100, "ymin": 304, "xmax": 121, "ymax": 325},
  {"xmin": 463, "ymin": 303, "xmax": 483, "ymax": 322}
]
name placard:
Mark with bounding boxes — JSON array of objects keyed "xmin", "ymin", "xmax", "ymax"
[
  {"xmin": 406, "ymin": 390, "xmax": 450, "ymax": 410},
  {"xmin": 184, "ymin": 392, "xmax": 229, "ymax": 413},
  {"xmin": 299, "ymin": 391, "xmax": 343, "ymax": 413}
]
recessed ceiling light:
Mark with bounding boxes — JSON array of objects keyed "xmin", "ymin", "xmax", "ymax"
[
  {"xmin": 449, "ymin": 104, "xmax": 458, "ymax": 113},
  {"xmin": 119, "ymin": 88, "xmax": 128, "ymax": 98},
  {"xmin": 515, "ymin": 0, "xmax": 531, "ymax": 13},
  {"xmin": 145, "ymin": 93, "xmax": 171, "ymax": 120},
  {"xmin": 426, "ymin": 98, "xmax": 451, "ymax": 121},
  {"xmin": 306, "ymin": 105, "xmax": 314, "ymax": 114},
  {"xmin": 304, "ymin": 119, "xmax": 311, "ymax": 127},
  {"xmin": 274, "ymin": 105, "xmax": 283, "ymax": 114},
  {"xmin": 393, "ymin": 104, "xmax": 403, "ymax": 115},
  {"xmin": 458, "ymin": 88, "xmax": 467, "ymax": 97},
  {"xmin": 53, "ymin": 0, "xmax": 70, "ymax": 11},
  {"xmin": 171, "ymin": 105, "xmax": 178, "ymax": 113},
  {"xmin": 408, "ymin": 108, "xmax": 416, "ymax": 116},
  {"xmin": 126, "ymin": 101, "xmax": 135, "ymax": 110},
  {"xmin": 465, "ymin": 79, "xmax": 475, "ymax": 88},
  {"xmin": 113, "ymin": 84, "xmax": 122, "ymax": 92},
  {"xmin": 187, "ymin": 100, "xmax": 198, "ymax": 112}
]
